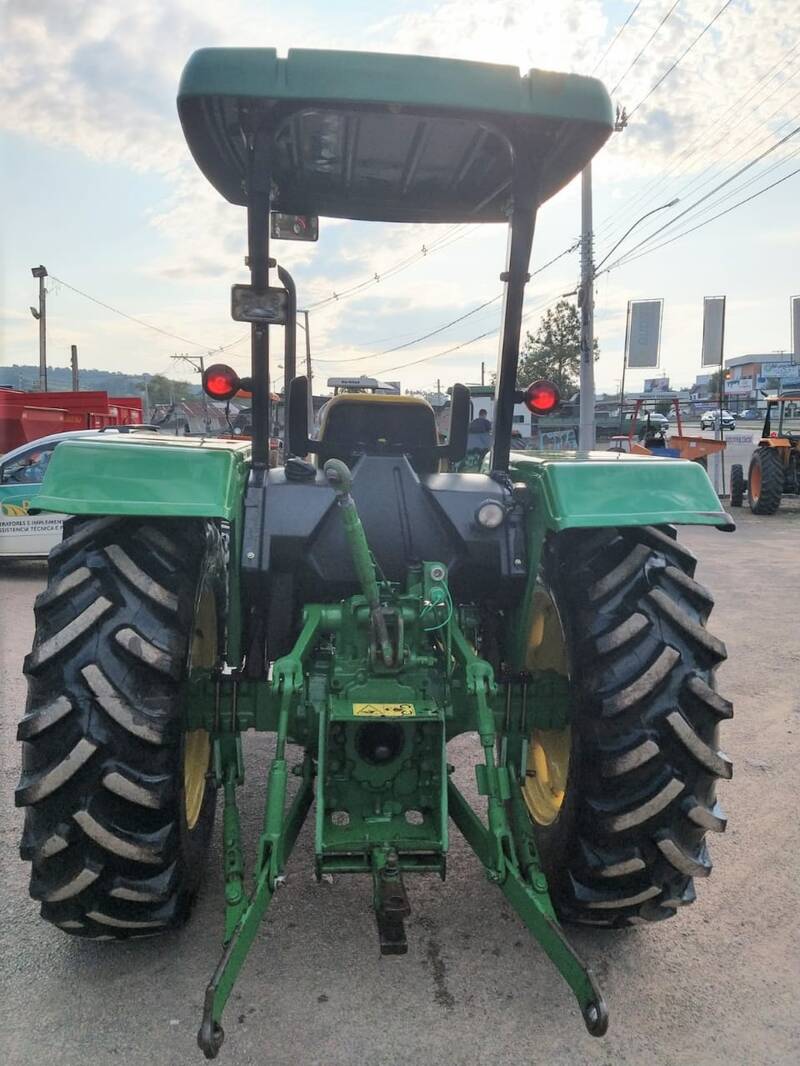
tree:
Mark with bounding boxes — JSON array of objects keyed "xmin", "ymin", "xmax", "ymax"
[
  {"xmin": 141, "ymin": 375, "xmax": 196, "ymax": 406},
  {"xmin": 516, "ymin": 299, "xmax": 597, "ymax": 396}
]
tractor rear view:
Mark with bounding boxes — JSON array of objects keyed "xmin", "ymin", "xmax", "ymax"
[
  {"xmin": 730, "ymin": 394, "xmax": 800, "ymax": 513},
  {"xmin": 16, "ymin": 48, "xmax": 734, "ymax": 1059}
]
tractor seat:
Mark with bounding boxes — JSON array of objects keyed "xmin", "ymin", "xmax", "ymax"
[{"xmin": 316, "ymin": 394, "xmax": 440, "ymax": 474}]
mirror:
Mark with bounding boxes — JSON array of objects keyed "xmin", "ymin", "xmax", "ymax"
[
  {"xmin": 287, "ymin": 375, "xmax": 316, "ymax": 457},
  {"xmin": 271, "ymin": 213, "xmax": 319, "ymax": 242},
  {"xmin": 444, "ymin": 384, "xmax": 470, "ymax": 460}
]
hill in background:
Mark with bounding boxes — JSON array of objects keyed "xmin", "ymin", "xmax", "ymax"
[{"xmin": 0, "ymin": 364, "xmax": 201, "ymax": 397}]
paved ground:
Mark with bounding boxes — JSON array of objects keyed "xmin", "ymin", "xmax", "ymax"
[{"xmin": 1, "ymin": 503, "xmax": 799, "ymax": 1066}]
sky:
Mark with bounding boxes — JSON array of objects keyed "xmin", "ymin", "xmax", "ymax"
[{"xmin": 1, "ymin": 0, "xmax": 798, "ymax": 396}]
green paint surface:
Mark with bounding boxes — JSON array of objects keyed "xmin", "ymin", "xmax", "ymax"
[
  {"xmin": 33, "ymin": 435, "xmax": 251, "ymax": 521},
  {"xmin": 511, "ymin": 451, "xmax": 733, "ymax": 530}
]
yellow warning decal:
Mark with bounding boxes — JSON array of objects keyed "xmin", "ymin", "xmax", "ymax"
[{"xmin": 352, "ymin": 703, "xmax": 416, "ymax": 718}]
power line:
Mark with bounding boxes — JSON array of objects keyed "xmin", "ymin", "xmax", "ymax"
[
  {"xmin": 628, "ymin": 1, "xmax": 734, "ymax": 117},
  {"xmin": 369, "ymin": 287, "xmax": 566, "ymax": 379},
  {"xmin": 658, "ymin": 85, "xmax": 800, "ymax": 209},
  {"xmin": 595, "ymin": 46, "xmax": 800, "ymax": 244},
  {"xmin": 610, "ymin": 1, "xmax": 683, "ymax": 95},
  {"xmin": 308, "ymin": 240, "xmax": 581, "ymax": 366},
  {"xmin": 602, "ymin": 159, "xmax": 800, "ymax": 272},
  {"xmin": 304, "ymin": 224, "xmax": 479, "ymax": 311},
  {"xmin": 48, "ymin": 273, "xmax": 246, "ymax": 353},
  {"xmin": 595, "ymin": 86, "xmax": 800, "ymax": 261},
  {"xmin": 591, "ymin": 2, "xmax": 643, "ymax": 76},
  {"xmin": 309, "ymin": 296, "xmax": 503, "ymax": 364},
  {"xmin": 596, "ymin": 121, "xmax": 800, "ymax": 266},
  {"xmin": 657, "ymin": 140, "xmax": 800, "ymax": 234}
]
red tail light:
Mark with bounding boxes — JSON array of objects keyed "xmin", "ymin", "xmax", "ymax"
[
  {"xmin": 524, "ymin": 380, "xmax": 560, "ymax": 414},
  {"xmin": 203, "ymin": 364, "xmax": 240, "ymax": 401}
]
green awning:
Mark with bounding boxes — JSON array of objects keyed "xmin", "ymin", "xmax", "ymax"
[{"xmin": 178, "ymin": 48, "xmax": 613, "ymax": 223}]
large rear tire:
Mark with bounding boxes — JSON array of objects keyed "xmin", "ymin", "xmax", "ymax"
[
  {"xmin": 509, "ymin": 525, "xmax": 732, "ymax": 926},
  {"xmin": 16, "ymin": 517, "xmax": 223, "ymax": 938},
  {"xmin": 748, "ymin": 448, "xmax": 783, "ymax": 514}
]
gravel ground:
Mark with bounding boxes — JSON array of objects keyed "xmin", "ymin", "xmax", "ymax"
[{"xmin": 1, "ymin": 503, "xmax": 798, "ymax": 1066}]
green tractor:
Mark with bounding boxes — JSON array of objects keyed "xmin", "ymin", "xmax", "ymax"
[{"xmin": 16, "ymin": 48, "xmax": 734, "ymax": 1058}]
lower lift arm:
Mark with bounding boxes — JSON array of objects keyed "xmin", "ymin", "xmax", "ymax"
[
  {"xmin": 198, "ymin": 615, "xmax": 322, "ymax": 1058},
  {"xmin": 447, "ymin": 622, "xmax": 608, "ymax": 1036}
]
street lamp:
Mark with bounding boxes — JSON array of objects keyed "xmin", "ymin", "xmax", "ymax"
[
  {"xmin": 30, "ymin": 265, "xmax": 48, "ymax": 392},
  {"xmin": 578, "ymin": 198, "xmax": 679, "ymax": 450},
  {"xmin": 593, "ymin": 198, "xmax": 680, "ymax": 274}
]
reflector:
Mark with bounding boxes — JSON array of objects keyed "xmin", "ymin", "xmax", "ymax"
[
  {"xmin": 203, "ymin": 364, "xmax": 240, "ymax": 401},
  {"xmin": 524, "ymin": 380, "xmax": 560, "ymax": 414}
]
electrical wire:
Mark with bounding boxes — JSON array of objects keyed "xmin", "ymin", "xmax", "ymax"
[
  {"xmin": 304, "ymin": 224, "xmax": 479, "ymax": 311},
  {"xmin": 309, "ymin": 296, "xmax": 503, "ymax": 364},
  {"xmin": 48, "ymin": 274, "xmax": 246, "ymax": 353},
  {"xmin": 368, "ymin": 287, "xmax": 566, "ymax": 379},
  {"xmin": 594, "ymin": 38, "xmax": 800, "ymax": 244},
  {"xmin": 610, "ymin": 0, "xmax": 683, "ymax": 95},
  {"xmin": 591, "ymin": 1, "xmax": 643, "ymax": 76},
  {"xmin": 599, "ymin": 160, "xmax": 800, "ymax": 274},
  {"xmin": 309, "ymin": 241, "xmax": 584, "ymax": 370},
  {"xmin": 659, "ymin": 85, "xmax": 800, "ymax": 209},
  {"xmin": 308, "ymin": 241, "xmax": 581, "ymax": 366},
  {"xmin": 595, "ymin": 87, "xmax": 800, "ymax": 260},
  {"xmin": 596, "ymin": 121, "xmax": 800, "ymax": 266},
  {"xmin": 655, "ymin": 140, "xmax": 800, "ymax": 232},
  {"xmin": 627, "ymin": 1, "xmax": 734, "ymax": 118}
]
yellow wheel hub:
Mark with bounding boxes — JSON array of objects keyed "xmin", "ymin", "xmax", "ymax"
[
  {"xmin": 520, "ymin": 586, "xmax": 572, "ymax": 827},
  {"xmin": 183, "ymin": 587, "xmax": 216, "ymax": 830},
  {"xmin": 522, "ymin": 726, "xmax": 572, "ymax": 826},
  {"xmin": 184, "ymin": 729, "xmax": 211, "ymax": 830}
]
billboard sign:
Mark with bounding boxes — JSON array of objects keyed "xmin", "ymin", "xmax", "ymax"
[
  {"xmin": 756, "ymin": 363, "xmax": 799, "ymax": 386},
  {"xmin": 701, "ymin": 296, "xmax": 726, "ymax": 367},
  {"xmin": 726, "ymin": 379, "xmax": 753, "ymax": 395},
  {"xmin": 626, "ymin": 300, "xmax": 663, "ymax": 368},
  {"xmin": 792, "ymin": 296, "xmax": 800, "ymax": 361},
  {"xmin": 643, "ymin": 376, "xmax": 669, "ymax": 393}
]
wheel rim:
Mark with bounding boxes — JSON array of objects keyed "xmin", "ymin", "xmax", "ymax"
[
  {"xmin": 184, "ymin": 587, "xmax": 216, "ymax": 830},
  {"xmin": 750, "ymin": 459, "xmax": 762, "ymax": 503},
  {"xmin": 523, "ymin": 726, "xmax": 572, "ymax": 826},
  {"xmin": 520, "ymin": 587, "xmax": 572, "ymax": 827}
]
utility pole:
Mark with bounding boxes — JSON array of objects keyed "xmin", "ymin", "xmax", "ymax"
[
  {"xmin": 30, "ymin": 265, "xmax": 48, "ymax": 391},
  {"xmin": 481, "ymin": 361, "xmax": 485, "ymax": 387},
  {"xmin": 301, "ymin": 310, "xmax": 313, "ymax": 428},
  {"xmin": 172, "ymin": 352, "xmax": 211, "ymax": 434},
  {"xmin": 578, "ymin": 165, "xmax": 595, "ymax": 451},
  {"xmin": 437, "ymin": 377, "xmax": 441, "ymax": 402},
  {"xmin": 70, "ymin": 344, "xmax": 79, "ymax": 390}
]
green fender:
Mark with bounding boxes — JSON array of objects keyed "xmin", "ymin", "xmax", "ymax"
[
  {"xmin": 33, "ymin": 435, "xmax": 251, "ymax": 520},
  {"xmin": 506, "ymin": 450, "xmax": 733, "ymax": 669},
  {"xmin": 509, "ymin": 451, "xmax": 734, "ymax": 531}
]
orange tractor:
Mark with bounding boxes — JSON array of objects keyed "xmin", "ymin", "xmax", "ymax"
[
  {"xmin": 731, "ymin": 394, "xmax": 800, "ymax": 514},
  {"xmin": 608, "ymin": 398, "xmax": 726, "ymax": 468}
]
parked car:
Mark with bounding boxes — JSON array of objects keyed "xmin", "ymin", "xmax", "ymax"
[
  {"xmin": 700, "ymin": 409, "xmax": 736, "ymax": 430},
  {"xmin": 622, "ymin": 411, "xmax": 669, "ymax": 432},
  {"xmin": 738, "ymin": 408, "xmax": 762, "ymax": 420},
  {"xmin": 0, "ymin": 427, "xmax": 157, "ymax": 558}
]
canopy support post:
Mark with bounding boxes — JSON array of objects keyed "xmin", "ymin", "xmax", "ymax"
[
  {"xmin": 277, "ymin": 264, "xmax": 297, "ymax": 393},
  {"xmin": 247, "ymin": 129, "xmax": 272, "ymax": 470},
  {"xmin": 491, "ymin": 147, "xmax": 538, "ymax": 474}
]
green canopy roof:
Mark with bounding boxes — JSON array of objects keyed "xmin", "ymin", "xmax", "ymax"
[{"xmin": 178, "ymin": 48, "xmax": 613, "ymax": 223}]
